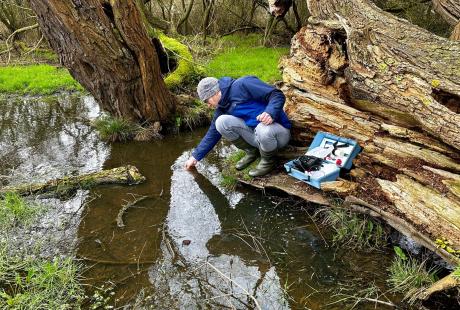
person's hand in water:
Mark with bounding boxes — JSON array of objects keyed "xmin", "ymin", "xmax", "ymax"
[{"xmin": 185, "ymin": 156, "xmax": 198, "ymax": 170}]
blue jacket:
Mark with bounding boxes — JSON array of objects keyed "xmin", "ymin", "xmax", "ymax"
[{"xmin": 192, "ymin": 76, "xmax": 291, "ymax": 161}]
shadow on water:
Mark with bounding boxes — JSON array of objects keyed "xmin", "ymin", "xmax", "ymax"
[{"xmin": 1, "ymin": 94, "xmax": 400, "ymax": 309}]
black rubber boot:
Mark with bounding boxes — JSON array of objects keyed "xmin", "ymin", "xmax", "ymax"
[
  {"xmin": 232, "ymin": 138, "xmax": 259, "ymax": 170},
  {"xmin": 248, "ymin": 149, "xmax": 277, "ymax": 177}
]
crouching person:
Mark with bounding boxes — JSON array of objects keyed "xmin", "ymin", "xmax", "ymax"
[{"xmin": 184, "ymin": 76, "xmax": 291, "ymax": 177}]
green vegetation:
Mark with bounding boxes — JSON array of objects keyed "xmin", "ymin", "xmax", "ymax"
[
  {"xmin": 452, "ymin": 265, "xmax": 460, "ymax": 279},
  {"xmin": 0, "ymin": 65, "xmax": 82, "ymax": 95},
  {"xmin": 0, "ymin": 192, "xmax": 43, "ymax": 229},
  {"xmin": 435, "ymin": 237, "xmax": 460, "ymax": 257},
  {"xmin": 206, "ymin": 34, "xmax": 289, "ymax": 83},
  {"xmin": 158, "ymin": 32, "xmax": 204, "ymax": 89},
  {"xmin": 317, "ymin": 207, "xmax": 388, "ymax": 249},
  {"xmin": 220, "ymin": 150, "xmax": 258, "ymax": 189},
  {"xmin": 92, "ymin": 115, "xmax": 141, "ymax": 142},
  {"xmin": 176, "ymin": 99, "xmax": 212, "ymax": 131},
  {"xmin": 387, "ymin": 246, "xmax": 438, "ymax": 304},
  {"xmin": 0, "ymin": 193, "xmax": 85, "ymax": 308},
  {"xmin": 0, "ymin": 244, "xmax": 84, "ymax": 309}
]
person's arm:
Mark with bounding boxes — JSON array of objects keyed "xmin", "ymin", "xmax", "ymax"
[
  {"xmin": 242, "ymin": 76, "xmax": 286, "ymax": 120},
  {"xmin": 185, "ymin": 111, "xmax": 223, "ymax": 169}
]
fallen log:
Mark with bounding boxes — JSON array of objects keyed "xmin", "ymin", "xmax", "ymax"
[
  {"xmin": 267, "ymin": 0, "xmax": 460, "ymax": 264},
  {"xmin": 419, "ymin": 273, "xmax": 460, "ymax": 300},
  {"xmin": 0, "ymin": 165, "xmax": 146, "ymax": 197}
]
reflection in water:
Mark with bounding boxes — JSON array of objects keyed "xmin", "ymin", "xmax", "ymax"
[
  {"xmin": 146, "ymin": 153, "xmax": 289, "ymax": 309},
  {"xmin": 0, "ymin": 95, "xmax": 108, "ymax": 184},
  {"xmin": 0, "ymin": 94, "xmax": 108, "ymax": 258},
  {"xmin": 1, "ymin": 94, "xmax": 399, "ymax": 309}
]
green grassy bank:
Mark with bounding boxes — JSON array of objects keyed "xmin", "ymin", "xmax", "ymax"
[
  {"xmin": 205, "ymin": 34, "xmax": 289, "ymax": 83},
  {"xmin": 0, "ymin": 65, "xmax": 82, "ymax": 95}
]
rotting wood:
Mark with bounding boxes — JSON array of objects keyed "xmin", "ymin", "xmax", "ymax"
[
  {"xmin": 432, "ymin": 0, "xmax": 460, "ymax": 26},
  {"xmin": 264, "ymin": 0, "xmax": 460, "ymax": 264},
  {"xmin": 239, "ymin": 173, "xmax": 331, "ymax": 206},
  {"xmin": 419, "ymin": 273, "xmax": 460, "ymax": 300},
  {"xmin": 0, "ymin": 165, "xmax": 146, "ymax": 197}
]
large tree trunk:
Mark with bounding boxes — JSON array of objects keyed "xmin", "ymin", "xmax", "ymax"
[
  {"xmin": 29, "ymin": 0, "xmax": 176, "ymax": 124},
  {"xmin": 272, "ymin": 0, "xmax": 460, "ymax": 263}
]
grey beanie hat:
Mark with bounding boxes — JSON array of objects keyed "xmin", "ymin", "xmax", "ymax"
[{"xmin": 197, "ymin": 77, "xmax": 220, "ymax": 101}]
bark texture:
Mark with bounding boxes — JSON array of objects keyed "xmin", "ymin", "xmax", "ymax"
[
  {"xmin": 433, "ymin": 0, "xmax": 460, "ymax": 26},
  {"xmin": 268, "ymin": 0, "xmax": 460, "ymax": 263},
  {"xmin": 29, "ymin": 0, "xmax": 175, "ymax": 124},
  {"xmin": 451, "ymin": 21, "xmax": 460, "ymax": 40}
]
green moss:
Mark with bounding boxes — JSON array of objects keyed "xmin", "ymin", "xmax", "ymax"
[
  {"xmin": 0, "ymin": 65, "xmax": 82, "ymax": 95},
  {"xmin": 157, "ymin": 32, "xmax": 200, "ymax": 89},
  {"xmin": 220, "ymin": 150, "xmax": 260, "ymax": 187},
  {"xmin": 206, "ymin": 34, "xmax": 289, "ymax": 83},
  {"xmin": 378, "ymin": 63, "xmax": 388, "ymax": 72},
  {"xmin": 453, "ymin": 265, "xmax": 460, "ymax": 279},
  {"xmin": 220, "ymin": 175, "xmax": 238, "ymax": 189},
  {"xmin": 431, "ymin": 79, "xmax": 441, "ymax": 88},
  {"xmin": 435, "ymin": 237, "xmax": 460, "ymax": 257}
]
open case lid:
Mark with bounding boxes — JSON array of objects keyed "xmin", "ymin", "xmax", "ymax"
[{"xmin": 305, "ymin": 132, "xmax": 361, "ymax": 170}]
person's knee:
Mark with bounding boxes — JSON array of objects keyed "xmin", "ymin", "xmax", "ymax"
[
  {"xmin": 215, "ymin": 115, "xmax": 243, "ymax": 136},
  {"xmin": 255, "ymin": 123, "xmax": 274, "ymax": 139},
  {"xmin": 255, "ymin": 124, "xmax": 276, "ymax": 150},
  {"xmin": 215, "ymin": 115, "xmax": 231, "ymax": 134}
]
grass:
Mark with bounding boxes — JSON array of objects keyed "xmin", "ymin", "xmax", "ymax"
[
  {"xmin": 387, "ymin": 246, "xmax": 438, "ymax": 304},
  {"xmin": 0, "ymin": 243, "xmax": 84, "ymax": 309},
  {"xmin": 206, "ymin": 34, "xmax": 289, "ymax": 83},
  {"xmin": 317, "ymin": 207, "xmax": 388, "ymax": 250},
  {"xmin": 92, "ymin": 115, "xmax": 142, "ymax": 142},
  {"xmin": 0, "ymin": 193, "xmax": 85, "ymax": 308},
  {"xmin": 220, "ymin": 150, "xmax": 259, "ymax": 189},
  {"xmin": 0, "ymin": 64, "xmax": 82, "ymax": 95},
  {"xmin": 0, "ymin": 192, "xmax": 44, "ymax": 229}
]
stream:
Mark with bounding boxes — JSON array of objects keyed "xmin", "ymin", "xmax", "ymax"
[{"xmin": 0, "ymin": 93, "xmax": 402, "ymax": 309}]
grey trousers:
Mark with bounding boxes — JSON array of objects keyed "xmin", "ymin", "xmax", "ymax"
[{"xmin": 215, "ymin": 115, "xmax": 290, "ymax": 152}]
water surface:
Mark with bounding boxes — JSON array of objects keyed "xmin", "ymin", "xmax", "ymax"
[{"xmin": 0, "ymin": 94, "xmax": 400, "ymax": 309}]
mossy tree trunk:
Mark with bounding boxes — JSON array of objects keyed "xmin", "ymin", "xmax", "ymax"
[
  {"xmin": 272, "ymin": 0, "xmax": 460, "ymax": 263},
  {"xmin": 29, "ymin": 0, "xmax": 176, "ymax": 125}
]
